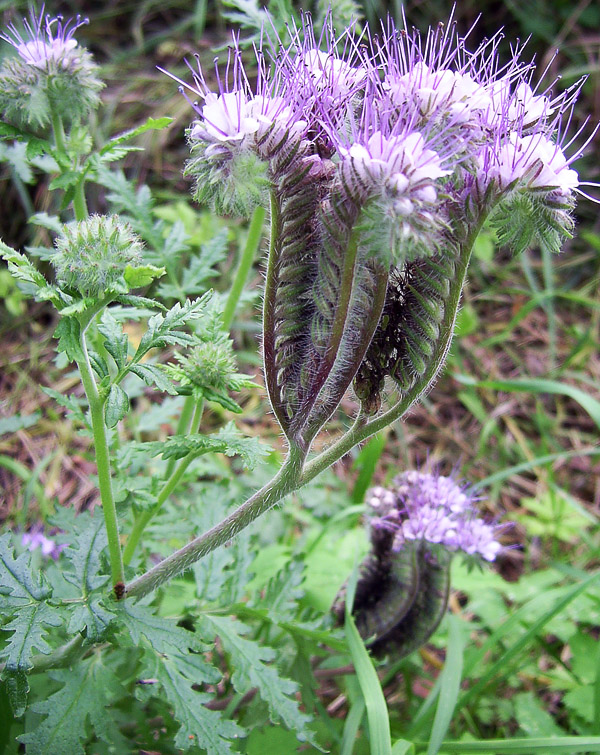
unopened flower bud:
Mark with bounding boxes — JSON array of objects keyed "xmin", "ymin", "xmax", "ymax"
[{"xmin": 52, "ymin": 215, "xmax": 144, "ymax": 297}]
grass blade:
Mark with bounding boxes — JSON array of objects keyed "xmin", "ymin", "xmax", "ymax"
[
  {"xmin": 416, "ymin": 736, "xmax": 600, "ymax": 752},
  {"xmin": 341, "ymin": 698, "xmax": 365, "ymax": 755},
  {"xmin": 345, "ymin": 561, "xmax": 392, "ymax": 755},
  {"xmin": 426, "ymin": 616, "xmax": 466, "ymax": 755}
]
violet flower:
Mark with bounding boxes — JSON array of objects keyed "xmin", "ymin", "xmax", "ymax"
[
  {"xmin": 167, "ymin": 10, "xmax": 596, "ymax": 446},
  {"xmin": 21, "ymin": 528, "xmax": 65, "ymax": 560},
  {"xmin": 1, "ymin": 8, "xmax": 88, "ymax": 72},
  {"xmin": 367, "ymin": 471, "xmax": 503, "ymax": 562}
]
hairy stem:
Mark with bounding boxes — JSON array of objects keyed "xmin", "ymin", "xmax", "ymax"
[
  {"xmin": 123, "ymin": 214, "xmax": 487, "ymax": 599},
  {"xmin": 222, "ymin": 205, "xmax": 265, "ymax": 330},
  {"xmin": 123, "ymin": 399, "xmax": 204, "ymax": 564},
  {"xmin": 291, "ymin": 227, "xmax": 361, "ymax": 437},
  {"xmin": 124, "ymin": 443, "xmax": 306, "ymax": 599},
  {"xmin": 300, "ymin": 216, "xmax": 487, "ymax": 487},
  {"xmin": 76, "ymin": 317, "xmax": 124, "ymax": 588}
]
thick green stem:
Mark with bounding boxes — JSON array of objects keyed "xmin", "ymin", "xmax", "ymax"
[
  {"xmin": 124, "ymin": 443, "xmax": 306, "ymax": 599},
  {"xmin": 123, "ymin": 400, "xmax": 204, "ymax": 564},
  {"xmin": 76, "ymin": 320, "xmax": 124, "ymax": 588},
  {"xmin": 51, "ymin": 111, "xmax": 67, "ymax": 155},
  {"xmin": 222, "ymin": 205, "xmax": 265, "ymax": 330},
  {"xmin": 73, "ymin": 180, "xmax": 89, "ymax": 221}
]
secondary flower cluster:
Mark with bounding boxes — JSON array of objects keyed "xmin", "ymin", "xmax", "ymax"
[
  {"xmin": 0, "ymin": 8, "xmax": 103, "ymax": 126},
  {"xmin": 368, "ymin": 471, "xmax": 503, "ymax": 562}
]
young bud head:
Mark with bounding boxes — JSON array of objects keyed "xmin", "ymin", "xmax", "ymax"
[{"xmin": 52, "ymin": 215, "xmax": 144, "ymax": 298}]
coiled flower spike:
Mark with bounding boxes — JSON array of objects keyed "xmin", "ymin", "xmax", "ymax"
[
  {"xmin": 170, "ymin": 10, "xmax": 593, "ymax": 449},
  {"xmin": 334, "ymin": 471, "xmax": 505, "ymax": 655}
]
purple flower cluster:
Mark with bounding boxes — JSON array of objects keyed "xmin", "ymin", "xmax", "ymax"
[
  {"xmin": 1, "ymin": 8, "xmax": 88, "ymax": 72},
  {"xmin": 368, "ymin": 470, "xmax": 503, "ymax": 562},
  {"xmin": 174, "ymin": 11, "xmax": 592, "ymax": 228}
]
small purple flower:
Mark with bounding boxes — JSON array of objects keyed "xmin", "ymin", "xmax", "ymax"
[
  {"xmin": 21, "ymin": 528, "xmax": 65, "ymax": 560},
  {"xmin": 338, "ymin": 130, "xmax": 449, "ymax": 211},
  {"xmin": 368, "ymin": 470, "xmax": 504, "ymax": 562},
  {"xmin": 481, "ymin": 131, "xmax": 579, "ymax": 196},
  {"xmin": 1, "ymin": 7, "xmax": 88, "ymax": 72}
]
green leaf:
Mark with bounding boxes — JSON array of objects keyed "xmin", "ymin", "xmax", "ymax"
[
  {"xmin": 48, "ymin": 171, "xmax": 80, "ymax": 191},
  {"xmin": 200, "ymin": 385, "xmax": 244, "ymax": 412},
  {"xmin": 104, "ymin": 384, "xmax": 129, "ymax": 428},
  {"xmin": 255, "ymin": 560, "xmax": 305, "ymax": 623},
  {"xmin": 122, "ymin": 263, "xmax": 165, "ymax": 288},
  {"xmin": 29, "ymin": 212, "xmax": 64, "ymax": 234},
  {"xmin": 18, "ymin": 657, "xmax": 128, "ymax": 753},
  {"xmin": 121, "ymin": 606, "xmax": 245, "ymax": 750},
  {"xmin": 0, "ymin": 412, "xmax": 41, "ymax": 437},
  {"xmin": 135, "ymin": 294, "xmax": 211, "ymax": 360},
  {"xmin": 0, "ymin": 604, "xmax": 63, "ymax": 716},
  {"xmin": 97, "ymin": 309, "xmax": 128, "ymax": 370},
  {"xmin": 0, "ymin": 241, "xmax": 62, "ymax": 305},
  {"xmin": 119, "ymin": 602, "xmax": 207, "ymax": 655},
  {"xmin": 135, "ymin": 422, "xmax": 269, "ymax": 468},
  {"xmin": 129, "ymin": 363, "xmax": 177, "ymax": 394},
  {"xmin": 0, "ymin": 533, "xmax": 52, "ymax": 606},
  {"xmin": 54, "ymin": 317, "xmax": 85, "ymax": 363},
  {"xmin": 114, "ymin": 293, "xmax": 166, "ymax": 310},
  {"xmin": 41, "ymin": 387, "xmax": 87, "ymax": 425},
  {"xmin": 0, "ymin": 535, "xmax": 62, "ymax": 715},
  {"xmin": 0, "ymin": 141, "xmax": 33, "ymax": 183},
  {"xmin": 153, "ymin": 653, "xmax": 242, "ymax": 752},
  {"xmin": 63, "ymin": 517, "xmax": 116, "ymax": 644},
  {"xmin": 201, "ymin": 614, "xmax": 315, "ymax": 743},
  {"xmin": 513, "ymin": 691, "xmax": 566, "ymax": 736},
  {"xmin": 99, "ymin": 116, "xmax": 174, "ymax": 156}
]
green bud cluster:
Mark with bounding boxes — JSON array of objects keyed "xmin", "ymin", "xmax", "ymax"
[
  {"xmin": 0, "ymin": 47, "xmax": 103, "ymax": 128},
  {"xmin": 52, "ymin": 215, "xmax": 144, "ymax": 298}
]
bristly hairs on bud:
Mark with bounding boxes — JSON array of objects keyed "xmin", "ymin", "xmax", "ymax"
[{"xmin": 52, "ymin": 215, "xmax": 145, "ymax": 298}]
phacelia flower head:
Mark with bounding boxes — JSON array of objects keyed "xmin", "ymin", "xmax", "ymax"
[
  {"xmin": 482, "ymin": 131, "xmax": 579, "ymax": 196},
  {"xmin": 0, "ymin": 7, "xmax": 103, "ymax": 127},
  {"xmin": 1, "ymin": 9, "xmax": 86, "ymax": 71},
  {"xmin": 367, "ymin": 470, "xmax": 504, "ymax": 562},
  {"xmin": 170, "ymin": 11, "xmax": 595, "ymax": 445}
]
